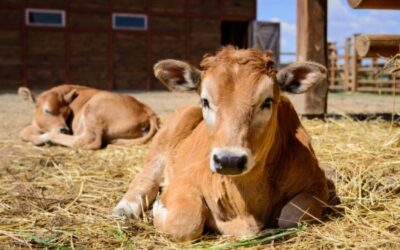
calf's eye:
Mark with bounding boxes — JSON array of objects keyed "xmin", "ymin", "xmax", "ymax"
[
  {"xmin": 201, "ymin": 98, "xmax": 210, "ymax": 109},
  {"xmin": 261, "ymin": 97, "xmax": 273, "ymax": 109},
  {"xmin": 44, "ymin": 109, "xmax": 53, "ymax": 115}
]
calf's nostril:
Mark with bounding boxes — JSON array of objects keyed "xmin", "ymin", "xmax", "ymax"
[
  {"xmin": 213, "ymin": 154, "xmax": 222, "ymax": 165},
  {"xmin": 238, "ymin": 155, "xmax": 247, "ymax": 170}
]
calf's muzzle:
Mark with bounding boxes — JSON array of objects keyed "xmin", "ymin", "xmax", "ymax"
[{"xmin": 211, "ymin": 148, "xmax": 248, "ymax": 175}]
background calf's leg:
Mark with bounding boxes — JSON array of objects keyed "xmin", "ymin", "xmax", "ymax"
[
  {"xmin": 20, "ymin": 125, "xmax": 47, "ymax": 145},
  {"xmin": 47, "ymin": 130, "xmax": 103, "ymax": 150}
]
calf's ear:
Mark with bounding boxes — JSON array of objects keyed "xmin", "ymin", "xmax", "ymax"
[
  {"xmin": 277, "ymin": 62, "xmax": 327, "ymax": 94},
  {"xmin": 154, "ymin": 59, "xmax": 201, "ymax": 91},
  {"xmin": 18, "ymin": 87, "xmax": 36, "ymax": 103},
  {"xmin": 63, "ymin": 89, "xmax": 78, "ymax": 104}
]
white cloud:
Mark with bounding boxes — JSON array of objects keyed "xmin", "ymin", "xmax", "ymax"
[
  {"xmin": 270, "ymin": 17, "xmax": 296, "ymax": 53},
  {"xmin": 328, "ymin": 0, "xmax": 400, "ymax": 46}
]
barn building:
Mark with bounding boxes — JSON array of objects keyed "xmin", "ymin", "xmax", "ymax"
[{"xmin": 0, "ymin": 0, "xmax": 281, "ymax": 90}]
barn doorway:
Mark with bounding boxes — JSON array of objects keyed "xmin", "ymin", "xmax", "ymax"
[{"xmin": 221, "ymin": 21, "xmax": 249, "ymax": 48}]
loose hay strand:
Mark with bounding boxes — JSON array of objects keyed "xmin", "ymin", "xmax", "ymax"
[{"xmin": 0, "ymin": 118, "xmax": 399, "ymax": 249}]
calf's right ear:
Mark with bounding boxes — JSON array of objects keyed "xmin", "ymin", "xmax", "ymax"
[
  {"xmin": 18, "ymin": 87, "xmax": 36, "ymax": 103},
  {"xmin": 154, "ymin": 59, "xmax": 201, "ymax": 92},
  {"xmin": 277, "ymin": 62, "xmax": 327, "ymax": 94}
]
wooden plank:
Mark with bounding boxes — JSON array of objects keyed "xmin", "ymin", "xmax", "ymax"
[
  {"xmin": 222, "ymin": 0, "xmax": 255, "ymax": 17},
  {"xmin": 112, "ymin": 0, "xmax": 146, "ymax": 11},
  {"xmin": 296, "ymin": 0, "xmax": 328, "ymax": 116},
  {"xmin": 186, "ymin": 0, "xmax": 220, "ymax": 15},
  {"xmin": 150, "ymin": 0, "xmax": 185, "ymax": 12},
  {"xmin": 343, "ymin": 38, "xmax": 351, "ymax": 90},
  {"xmin": 358, "ymin": 79, "xmax": 393, "ymax": 85},
  {"xmin": 357, "ymin": 87, "xmax": 400, "ymax": 93},
  {"xmin": 152, "ymin": 17, "xmax": 186, "ymax": 33},
  {"xmin": 348, "ymin": 0, "xmax": 400, "ymax": 9},
  {"xmin": 68, "ymin": 12, "xmax": 109, "ymax": 30},
  {"xmin": 355, "ymin": 34, "xmax": 400, "ymax": 57}
]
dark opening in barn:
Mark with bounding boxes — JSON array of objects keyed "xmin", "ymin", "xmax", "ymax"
[{"xmin": 221, "ymin": 21, "xmax": 249, "ymax": 48}]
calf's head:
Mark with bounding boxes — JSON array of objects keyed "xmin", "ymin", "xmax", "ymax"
[
  {"xmin": 18, "ymin": 87, "xmax": 77, "ymax": 134},
  {"xmin": 154, "ymin": 47, "xmax": 326, "ymax": 176}
]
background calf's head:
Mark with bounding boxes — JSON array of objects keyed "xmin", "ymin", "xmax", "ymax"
[{"xmin": 19, "ymin": 87, "xmax": 77, "ymax": 134}]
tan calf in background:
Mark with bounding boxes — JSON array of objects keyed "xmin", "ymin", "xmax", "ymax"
[
  {"xmin": 114, "ymin": 47, "xmax": 329, "ymax": 241},
  {"xmin": 19, "ymin": 84, "xmax": 159, "ymax": 149}
]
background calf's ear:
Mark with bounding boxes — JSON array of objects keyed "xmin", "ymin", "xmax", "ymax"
[
  {"xmin": 277, "ymin": 62, "xmax": 327, "ymax": 94},
  {"xmin": 154, "ymin": 59, "xmax": 201, "ymax": 92},
  {"xmin": 18, "ymin": 87, "xmax": 35, "ymax": 103},
  {"xmin": 63, "ymin": 89, "xmax": 78, "ymax": 104}
]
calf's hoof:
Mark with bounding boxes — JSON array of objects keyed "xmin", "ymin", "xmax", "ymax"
[{"xmin": 112, "ymin": 199, "xmax": 141, "ymax": 218}]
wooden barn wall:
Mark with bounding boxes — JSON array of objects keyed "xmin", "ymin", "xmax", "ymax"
[
  {"xmin": 27, "ymin": 30, "xmax": 65, "ymax": 88},
  {"xmin": 0, "ymin": 8, "xmax": 22, "ymax": 89},
  {"xmin": 0, "ymin": 0, "xmax": 256, "ymax": 90}
]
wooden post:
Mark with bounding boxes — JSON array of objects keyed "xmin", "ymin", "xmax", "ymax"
[
  {"xmin": 343, "ymin": 37, "xmax": 351, "ymax": 90},
  {"xmin": 328, "ymin": 42, "xmax": 337, "ymax": 87},
  {"xmin": 296, "ymin": 0, "xmax": 328, "ymax": 116},
  {"xmin": 351, "ymin": 34, "xmax": 360, "ymax": 92}
]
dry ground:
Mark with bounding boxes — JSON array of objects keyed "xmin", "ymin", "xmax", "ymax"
[{"xmin": 0, "ymin": 91, "xmax": 399, "ymax": 249}]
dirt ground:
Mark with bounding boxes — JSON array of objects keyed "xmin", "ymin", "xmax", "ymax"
[{"xmin": 0, "ymin": 90, "xmax": 399, "ymax": 140}]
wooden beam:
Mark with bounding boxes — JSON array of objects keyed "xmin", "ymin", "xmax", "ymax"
[
  {"xmin": 296, "ymin": 0, "xmax": 328, "ymax": 116},
  {"xmin": 348, "ymin": 0, "xmax": 400, "ymax": 10},
  {"xmin": 355, "ymin": 34, "xmax": 400, "ymax": 58},
  {"xmin": 343, "ymin": 37, "xmax": 351, "ymax": 90},
  {"xmin": 351, "ymin": 34, "xmax": 360, "ymax": 92}
]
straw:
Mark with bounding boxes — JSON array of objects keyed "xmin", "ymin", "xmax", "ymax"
[{"xmin": 0, "ymin": 118, "xmax": 399, "ymax": 249}]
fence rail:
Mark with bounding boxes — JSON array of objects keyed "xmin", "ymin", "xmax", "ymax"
[{"xmin": 328, "ymin": 35, "xmax": 399, "ymax": 94}]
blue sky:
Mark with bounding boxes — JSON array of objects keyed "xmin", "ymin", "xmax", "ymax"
[{"xmin": 257, "ymin": 0, "xmax": 400, "ymax": 62}]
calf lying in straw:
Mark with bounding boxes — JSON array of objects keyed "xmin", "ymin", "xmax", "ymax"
[
  {"xmin": 19, "ymin": 84, "xmax": 159, "ymax": 149},
  {"xmin": 114, "ymin": 47, "xmax": 329, "ymax": 241}
]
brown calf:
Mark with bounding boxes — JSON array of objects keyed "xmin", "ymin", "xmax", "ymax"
[
  {"xmin": 19, "ymin": 84, "xmax": 159, "ymax": 149},
  {"xmin": 114, "ymin": 47, "xmax": 329, "ymax": 241}
]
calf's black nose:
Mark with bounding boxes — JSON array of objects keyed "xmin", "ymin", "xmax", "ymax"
[
  {"xmin": 213, "ymin": 154, "xmax": 247, "ymax": 175},
  {"xmin": 59, "ymin": 127, "xmax": 70, "ymax": 134}
]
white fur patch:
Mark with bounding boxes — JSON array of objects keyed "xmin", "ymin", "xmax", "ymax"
[
  {"xmin": 152, "ymin": 199, "xmax": 168, "ymax": 225},
  {"xmin": 38, "ymin": 133, "xmax": 50, "ymax": 144},
  {"xmin": 112, "ymin": 199, "xmax": 140, "ymax": 218},
  {"xmin": 183, "ymin": 67, "xmax": 196, "ymax": 89},
  {"xmin": 210, "ymin": 147, "xmax": 255, "ymax": 174},
  {"xmin": 43, "ymin": 102, "xmax": 51, "ymax": 115},
  {"xmin": 200, "ymin": 78, "xmax": 217, "ymax": 127},
  {"xmin": 252, "ymin": 76, "xmax": 275, "ymax": 126}
]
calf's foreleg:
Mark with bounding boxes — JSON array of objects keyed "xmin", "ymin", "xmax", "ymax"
[
  {"xmin": 113, "ymin": 154, "xmax": 164, "ymax": 218},
  {"xmin": 153, "ymin": 181, "xmax": 206, "ymax": 242},
  {"xmin": 20, "ymin": 125, "xmax": 48, "ymax": 145}
]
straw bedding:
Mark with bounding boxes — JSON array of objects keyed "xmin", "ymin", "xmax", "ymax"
[{"xmin": 0, "ymin": 95, "xmax": 399, "ymax": 249}]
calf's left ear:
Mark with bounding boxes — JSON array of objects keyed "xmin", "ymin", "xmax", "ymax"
[
  {"xmin": 154, "ymin": 59, "xmax": 201, "ymax": 92},
  {"xmin": 63, "ymin": 89, "xmax": 77, "ymax": 104},
  {"xmin": 277, "ymin": 62, "xmax": 327, "ymax": 94},
  {"xmin": 18, "ymin": 87, "xmax": 36, "ymax": 103}
]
